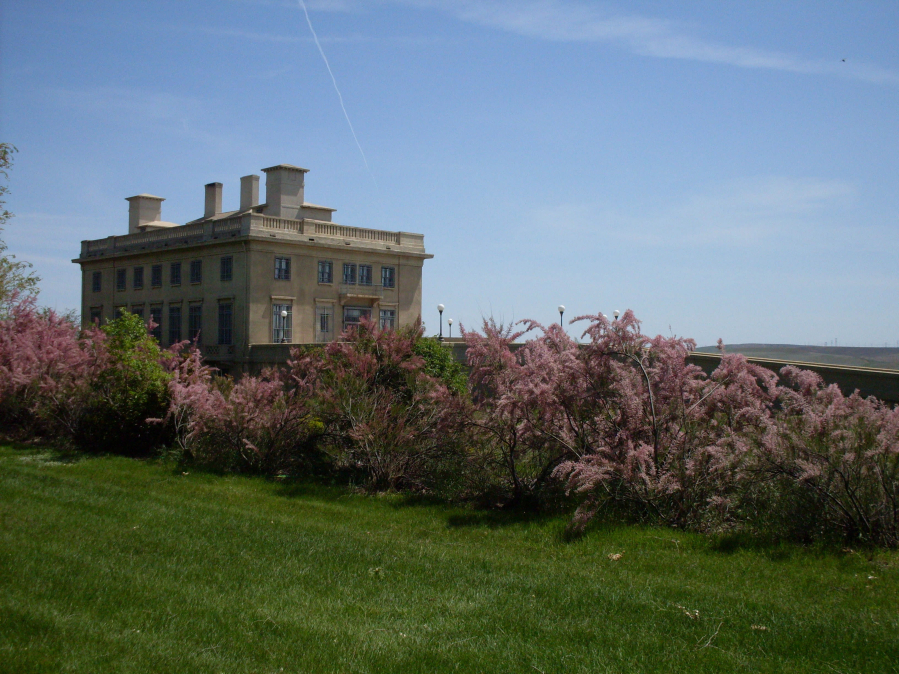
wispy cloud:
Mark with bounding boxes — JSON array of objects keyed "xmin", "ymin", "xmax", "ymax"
[
  {"xmin": 650, "ymin": 176, "xmax": 857, "ymax": 246},
  {"xmin": 401, "ymin": 0, "xmax": 899, "ymax": 86},
  {"xmin": 530, "ymin": 176, "xmax": 860, "ymax": 249}
]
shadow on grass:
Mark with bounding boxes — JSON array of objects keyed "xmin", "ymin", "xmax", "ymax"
[
  {"xmin": 272, "ymin": 480, "xmax": 355, "ymax": 503},
  {"xmin": 271, "ymin": 476, "xmax": 574, "ymax": 532},
  {"xmin": 157, "ymin": 462, "xmax": 362, "ymax": 505},
  {"xmin": 0, "ymin": 440, "xmax": 85, "ymax": 465},
  {"xmin": 705, "ymin": 531, "xmax": 862, "ymax": 561},
  {"xmin": 386, "ymin": 492, "xmax": 449, "ymax": 509},
  {"xmin": 707, "ymin": 532, "xmax": 797, "ymax": 560},
  {"xmin": 444, "ymin": 507, "xmax": 564, "ymax": 530}
]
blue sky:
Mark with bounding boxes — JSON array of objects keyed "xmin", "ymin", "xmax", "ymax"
[{"xmin": 2, "ymin": 0, "xmax": 897, "ymax": 346}]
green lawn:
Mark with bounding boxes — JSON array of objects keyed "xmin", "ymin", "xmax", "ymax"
[{"xmin": 1, "ymin": 444, "xmax": 897, "ymax": 673}]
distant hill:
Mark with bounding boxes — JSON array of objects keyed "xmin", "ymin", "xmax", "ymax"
[{"xmin": 694, "ymin": 344, "xmax": 899, "ymax": 371}]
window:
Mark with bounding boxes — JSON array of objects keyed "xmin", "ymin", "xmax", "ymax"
[
  {"xmin": 151, "ymin": 264, "xmax": 162, "ymax": 288},
  {"xmin": 168, "ymin": 305, "xmax": 182, "ymax": 345},
  {"xmin": 89, "ymin": 307, "xmax": 102, "ymax": 325},
  {"xmin": 379, "ymin": 309, "xmax": 396, "ymax": 331},
  {"xmin": 318, "ymin": 260, "xmax": 333, "ymax": 284},
  {"xmin": 132, "ymin": 306, "xmax": 144, "ymax": 321},
  {"xmin": 359, "ymin": 264, "xmax": 373, "ymax": 286},
  {"xmin": 190, "ymin": 260, "xmax": 202, "ymax": 284},
  {"xmin": 133, "ymin": 266, "xmax": 144, "ymax": 290},
  {"xmin": 274, "ymin": 257, "xmax": 291, "ymax": 280},
  {"xmin": 272, "ymin": 303, "xmax": 292, "ymax": 343},
  {"xmin": 188, "ymin": 304, "xmax": 203, "ymax": 344},
  {"xmin": 315, "ymin": 305, "xmax": 333, "ymax": 343},
  {"xmin": 343, "ymin": 306, "xmax": 371, "ymax": 332},
  {"xmin": 91, "ymin": 271, "xmax": 102, "ymax": 293},
  {"xmin": 220, "ymin": 256, "xmax": 233, "ymax": 282},
  {"xmin": 381, "ymin": 266, "xmax": 395, "ymax": 289},
  {"xmin": 170, "ymin": 262, "xmax": 182, "ymax": 286},
  {"xmin": 218, "ymin": 302, "xmax": 233, "ymax": 345},
  {"xmin": 116, "ymin": 269, "xmax": 126, "ymax": 291},
  {"xmin": 342, "ymin": 263, "xmax": 357, "ymax": 285},
  {"xmin": 149, "ymin": 306, "xmax": 162, "ymax": 342}
]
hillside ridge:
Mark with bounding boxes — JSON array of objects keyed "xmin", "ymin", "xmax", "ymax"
[{"xmin": 694, "ymin": 344, "xmax": 899, "ymax": 370}]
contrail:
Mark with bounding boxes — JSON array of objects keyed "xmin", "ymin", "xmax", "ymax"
[{"xmin": 297, "ymin": 0, "xmax": 376, "ymax": 187}]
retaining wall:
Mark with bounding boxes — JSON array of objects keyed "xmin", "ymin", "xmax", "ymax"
[{"xmin": 236, "ymin": 339, "xmax": 899, "ymax": 405}]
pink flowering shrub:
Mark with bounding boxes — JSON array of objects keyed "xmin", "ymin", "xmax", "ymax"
[
  {"xmin": 4, "ymin": 287, "xmax": 896, "ymax": 545},
  {"xmin": 461, "ymin": 318, "xmax": 575, "ymax": 505},
  {"xmin": 162, "ymin": 346, "xmax": 322, "ymax": 474},
  {"xmin": 753, "ymin": 366, "xmax": 899, "ymax": 546},
  {"xmin": 461, "ymin": 310, "xmax": 898, "ymax": 545},
  {"xmin": 289, "ymin": 319, "xmax": 465, "ymax": 492},
  {"xmin": 463, "ymin": 311, "xmax": 780, "ymax": 522},
  {"xmin": 547, "ymin": 311, "xmax": 717, "ymax": 527},
  {"xmin": 160, "ymin": 318, "xmax": 466, "ymax": 485},
  {"xmin": 0, "ymin": 294, "xmax": 107, "ymax": 441}
]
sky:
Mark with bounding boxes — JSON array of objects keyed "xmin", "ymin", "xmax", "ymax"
[{"xmin": 1, "ymin": 0, "xmax": 897, "ymax": 347}]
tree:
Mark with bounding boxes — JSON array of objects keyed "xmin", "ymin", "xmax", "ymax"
[{"xmin": 0, "ymin": 143, "xmax": 40, "ymax": 314}]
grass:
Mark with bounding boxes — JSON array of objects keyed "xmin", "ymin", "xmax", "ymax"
[{"xmin": 1, "ymin": 444, "xmax": 897, "ymax": 673}]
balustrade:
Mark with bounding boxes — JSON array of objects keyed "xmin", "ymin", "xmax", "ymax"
[
  {"xmin": 339, "ymin": 283, "xmax": 384, "ymax": 298},
  {"xmin": 80, "ymin": 212, "xmax": 421, "ymax": 259}
]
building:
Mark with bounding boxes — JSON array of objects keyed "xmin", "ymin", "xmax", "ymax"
[{"xmin": 74, "ymin": 164, "xmax": 432, "ymax": 373}]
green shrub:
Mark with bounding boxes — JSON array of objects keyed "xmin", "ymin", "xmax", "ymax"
[
  {"xmin": 74, "ymin": 311, "xmax": 172, "ymax": 455},
  {"xmin": 413, "ymin": 336, "xmax": 468, "ymax": 395}
]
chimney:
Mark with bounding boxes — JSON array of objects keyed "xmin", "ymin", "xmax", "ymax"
[
  {"xmin": 240, "ymin": 174, "xmax": 260, "ymax": 212},
  {"xmin": 126, "ymin": 194, "xmax": 165, "ymax": 234},
  {"xmin": 261, "ymin": 164, "xmax": 309, "ymax": 219},
  {"xmin": 205, "ymin": 182, "xmax": 223, "ymax": 218}
]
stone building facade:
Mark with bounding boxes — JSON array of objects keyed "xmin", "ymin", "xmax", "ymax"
[{"xmin": 73, "ymin": 164, "xmax": 432, "ymax": 373}]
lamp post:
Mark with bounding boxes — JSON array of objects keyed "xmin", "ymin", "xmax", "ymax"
[
  {"xmin": 447, "ymin": 318, "xmax": 453, "ymax": 339},
  {"xmin": 280, "ymin": 309, "xmax": 288, "ymax": 344},
  {"xmin": 614, "ymin": 310, "xmax": 620, "ymax": 321},
  {"xmin": 438, "ymin": 304, "xmax": 445, "ymax": 342},
  {"xmin": 558, "ymin": 305, "xmax": 565, "ymax": 327}
]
